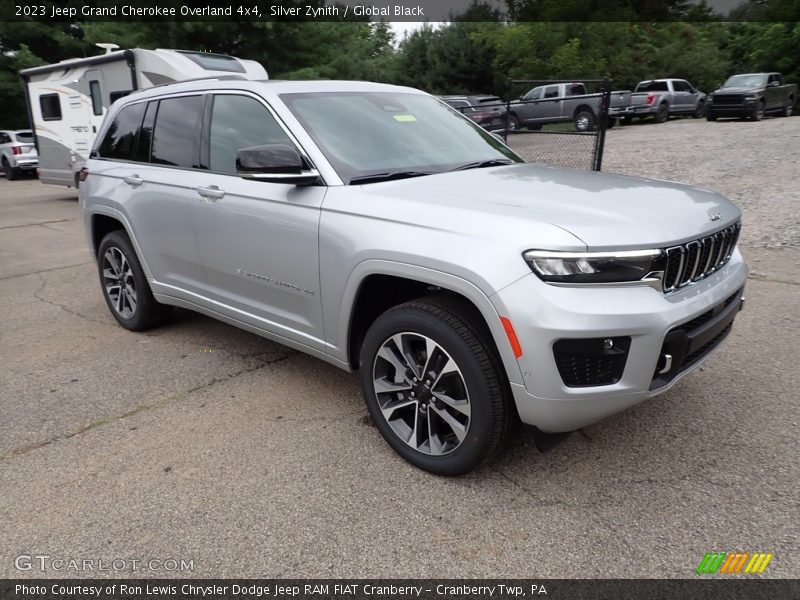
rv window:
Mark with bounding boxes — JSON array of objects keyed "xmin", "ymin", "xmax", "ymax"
[
  {"xmin": 97, "ymin": 102, "xmax": 146, "ymax": 160},
  {"xmin": 209, "ymin": 94, "xmax": 294, "ymax": 175},
  {"xmin": 151, "ymin": 95, "xmax": 204, "ymax": 168},
  {"xmin": 40, "ymin": 94, "xmax": 62, "ymax": 121},
  {"xmin": 110, "ymin": 91, "xmax": 132, "ymax": 103},
  {"xmin": 89, "ymin": 81, "xmax": 103, "ymax": 116},
  {"xmin": 177, "ymin": 51, "xmax": 245, "ymax": 73}
]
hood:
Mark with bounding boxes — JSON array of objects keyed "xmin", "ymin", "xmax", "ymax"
[
  {"xmin": 715, "ymin": 86, "xmax": 763, "ymax": 94},
  {"xmin": 351, "ymin": 163, "xmax": 740, "ymax": 252}
]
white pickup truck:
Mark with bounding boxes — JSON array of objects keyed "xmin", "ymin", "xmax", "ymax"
[{"xmin": 507, "ymin": 82, "xmax": 633, "ymax": 132}]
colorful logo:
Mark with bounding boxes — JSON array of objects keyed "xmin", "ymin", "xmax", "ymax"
[{"xmin": 696, "ymin": 552, "xmax": 773, "ymax": 574}]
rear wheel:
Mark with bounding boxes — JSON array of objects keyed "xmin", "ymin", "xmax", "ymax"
[
  {"xmin": 2, "ymin": 158, "xmax": 19, "ymax": 180},
  {"xmin": 359, "ymin": 296, "xmax": 514, "ymax": 476},
  {"xmin": 780, "ymin": 96, "xmax": 794, "ymax": 117},
  {"xmin": 97, "ymin": 230, "xmax": 171, "ymax": 331},
  {"xmin": 574, "ymin": 108, "xmax": 596, "ymax": 132},
  {"xmin": 654, "ymin": 103, "xmax": 669, "ymax": 123},
  {"xmin": 606, "ymin": 117, "xmax": 617, "ymax": 129}
]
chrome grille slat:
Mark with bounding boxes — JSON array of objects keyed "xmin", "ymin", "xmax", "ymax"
[{"xmin": 660, "ymin": 221, "xmax": 740, "ymax": 295}]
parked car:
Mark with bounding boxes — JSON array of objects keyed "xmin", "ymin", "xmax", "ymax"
[
  {"xmin": 440, "ymin": 95, "xmax": 507, "ymax": 132},
  {"xmin": 707, "ymin": 73, "xmax": 797, "ymax": 121},
  {"xmin": 82, "ymin": 79, "xmax": 747, "ymax": 475},
  {"xmin": 508, "ymin": 82, "xmax": 632, "ymax": 132},
  {"xmin": 0, "ymin": 129, "xmax": 38, "ymax": 180},
  {"xmin": 627, "ymin": 79, "xmax": 707, "ymax": 123}
]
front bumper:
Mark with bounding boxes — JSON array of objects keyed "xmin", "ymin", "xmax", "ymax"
[{"xmin": 491, "ymin": 250, "xmax": 748, "ymax": 432}]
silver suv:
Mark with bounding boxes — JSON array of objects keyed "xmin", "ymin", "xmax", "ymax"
[
  {"xmin": 0, "ymin": 129, "xmax": 38, "ymax": 179},
  {"xmin": 81, "ymin": 79, "xmax": 748, "ymax": 475}
]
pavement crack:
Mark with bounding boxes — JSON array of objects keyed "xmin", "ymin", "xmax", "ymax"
[
  {"xmin": 0, "ymin": 218, "xmax": 75, "ymax": 231},
  {"xmin": 0, "ymin": 352, "xmax": 298, "ymax": 462},
  {"xmin": 0, "ymin": 261, "xmax": 92, "ymax": 282},
  {"xmin": 31, "ymin": 272, "xmax": 109, "ymax": 325}
]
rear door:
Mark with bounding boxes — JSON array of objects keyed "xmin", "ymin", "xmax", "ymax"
[
  {"xmin": 192, "ymin": 91, "xmax": 326, "ymax": 346},
  {"xmin": 671, "ymin": 80, "xmax": 693, "ymax": 112},
  {"xmin": 109, "ymin": 95, "xmax": 208, "ymax": 294}
]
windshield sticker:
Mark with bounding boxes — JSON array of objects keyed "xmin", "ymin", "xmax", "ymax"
[{"xmin": 393, "ymin": 114, "xmax": 417, "ymax": 122}]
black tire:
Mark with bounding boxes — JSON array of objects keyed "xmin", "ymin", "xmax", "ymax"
[
  {"xmin": 97, "ymin": 230, "xmax": 170, "ymax": 331},
  {"xmin": 359, "ymin": 295, "xmax": 514, "ymax": 476},
  {"xmin": 606, "ymin": 117, "xmax": 617, "ymax": 129},
  {"xmin": 574, "ymin": 108, "xmax": 596, "ymax": 132},
  {"xmin": 751, "ymin": 101, "xmax": 764, "ymax": 121},
  {"xmin": 780, "ymin": 96, "xmax": 794, "ymax": 117},
  {"xmin": 620, "ymin": 116, "xmax": 632, "ymax": 125},
  {"xmin": 692, "ymin": 102, "xmax": 706, "ymax": 118},
  {"xmin": 2, "ymin": 158, "xmax": 19, "ymax": 181},
  {"xmin": 507, "ymin": 114, "xmax": 522, "ymax": 131},
  {"xmin": 654, "ymin": 103, "xmax": 669, "ymax": 123},
  {"xmin": 706, "ymin": 110, "xmax": 717, "ymax": 121}
]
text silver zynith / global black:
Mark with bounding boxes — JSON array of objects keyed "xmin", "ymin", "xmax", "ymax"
[{"xmin": 80, "ymin": 78, "xmax": 747, "ymax": 475}]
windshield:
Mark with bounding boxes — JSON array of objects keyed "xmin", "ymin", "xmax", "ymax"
[
  {"xmin": 280, "ymin": 91, "xmax": 522, "ymax": 184},
  {"xmin": 723, "ymin": 74, "xmax": 767, "ymax": 88}
]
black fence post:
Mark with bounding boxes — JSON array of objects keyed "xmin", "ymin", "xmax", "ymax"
[
  {"xmin": 593, "ymin": 78, "xmax": 612, "ymax": 171},
  {"xmin": 504, "ymin": 78, "xmax": 513, "ymax": 142}
]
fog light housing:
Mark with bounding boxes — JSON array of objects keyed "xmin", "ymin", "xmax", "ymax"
[{"xmin": 553, "ymin": 336, "xmax": 631, "ymax": 387}]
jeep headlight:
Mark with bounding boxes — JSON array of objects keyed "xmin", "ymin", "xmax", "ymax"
[{"xmin": 523, "ymin": 249, "xmax": 662, "ymax": 284}]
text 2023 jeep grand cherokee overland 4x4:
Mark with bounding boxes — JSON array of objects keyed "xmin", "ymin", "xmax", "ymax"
[{"xmin": 81, "ymin": 80, "xmax": 747, "ymax": 475}]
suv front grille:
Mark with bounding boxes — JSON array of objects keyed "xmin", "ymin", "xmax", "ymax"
[{"xmin": 662, "ymin": 222, "xmax": 740, "ymax": 293}]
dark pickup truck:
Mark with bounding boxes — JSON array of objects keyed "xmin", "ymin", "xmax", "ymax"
[{"xmin": 707, "ymin": 73, "xmax": 796, "ymax": 121}]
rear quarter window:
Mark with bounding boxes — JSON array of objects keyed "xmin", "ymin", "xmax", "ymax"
[{"xmin": 97, "ymin": 102, "xmax": 147, "ymax": 160}]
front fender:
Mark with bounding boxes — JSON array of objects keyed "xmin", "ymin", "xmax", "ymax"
[{"xmin": 333, "ymin": 259, "xmax": 525, "ymax": 386}]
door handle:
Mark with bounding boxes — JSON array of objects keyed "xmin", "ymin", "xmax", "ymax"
[
  {"xmin": 123, "ymin": 175, "xmax": 143, "ymax": 186},
  {"xmin": 196, "ymin": 186, "xmax": 225, "ymax": 202}
]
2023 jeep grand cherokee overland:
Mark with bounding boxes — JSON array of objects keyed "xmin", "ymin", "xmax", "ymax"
[{"xmin": 81, "ymin": 79, "xmax": 748, "ymax": 475}]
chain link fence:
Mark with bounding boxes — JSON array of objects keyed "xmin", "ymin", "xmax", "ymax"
[{"xmin": 446, "ymin": 79, "xmax": 616, "ymax": 171}]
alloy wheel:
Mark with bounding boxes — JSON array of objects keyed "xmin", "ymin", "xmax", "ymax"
[
  {"xmin": 372, "ymin": 332, "xmax": 471, "ymax": 456},
  {"xmin": 102, "ymin": 247, "xmax": 137, "ymax": 319}
]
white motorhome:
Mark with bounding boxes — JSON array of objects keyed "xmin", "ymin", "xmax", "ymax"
[{"xmin": 20, "ymin": 46, "xmax": 267, "ymax": 187}]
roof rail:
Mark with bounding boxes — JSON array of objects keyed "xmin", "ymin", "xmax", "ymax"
[{"xmin": 147, "ymin": 74, "xmax": 249, "ymax": 90}]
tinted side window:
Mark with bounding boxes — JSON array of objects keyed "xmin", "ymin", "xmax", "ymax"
[
  {"xmin": 672, "ymin": 80, "xmax": 690, "ymax": 92},
  {"xmin": 0, "ymin": 133, "xmax": 10, "ymax": 144},
  {"xmin": 40, "ymin": 94, "xmax": 62, "ymax": 120},
  {"xmin": 89, "ymin": 81, "xmax": 103, "ymax": 116},
  {"xmin": 133, "ymin": 101, "xmax": 157, "ymax": 163},
  {"xmin": 151, "ymin": 95, "xmax": 204, "ymax": 168},
  {"xmin": 97, "ymin": 102, "xmax": 146, "ymax": 160},
  {"xmin": 209, "ymin": 94, "xmax": 293, "ymax": 175},
  {"xmin": 543, "ymin": 86, "xmax": 559, "ymax": 98}
]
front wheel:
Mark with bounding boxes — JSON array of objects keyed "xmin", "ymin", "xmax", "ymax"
[
  {"xmin": 751, "ymin": 102, "xmax": 764, "ymax": 121},
  {"xmin": 97, "ymin": 230, "xmax": 171, "ymax": 331},
  {"xmin": 706, "ymin": 110, "xmax": 717, "ymax": 121},
  {"xmin": 693, "ymin": 103, "xmax": 706, "ymax": 118},
  {"xmin": 359, "ymin": 296, "xmax": 514, "ymax": 476},
  {"xmin": 507, "ymin": 114, "xmax": 522, "ymax": 131},
  {"xmin": 574, "ymin": 109, "xmax": 596, "ymax": 132}
]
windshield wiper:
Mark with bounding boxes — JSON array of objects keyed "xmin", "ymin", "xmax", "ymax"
[
  {"xmin": 450, "ymin": 159, "xmax": 515, "ymax": 171},
  {"xmin": 349, "ymin": 170, "xmax": 434, "ymax": 185}
]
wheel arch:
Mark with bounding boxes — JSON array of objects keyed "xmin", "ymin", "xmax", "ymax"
[
  {"xmin": 88, "ymin": 207, "xmax": 154, "ymax": 279},
  {"xmin": 339, "ymin": 261, "xmax": 524, "ymax": 387},
  {"xmin": 572, "ymin": 103, "xmax": 595, "ymax": 118}
]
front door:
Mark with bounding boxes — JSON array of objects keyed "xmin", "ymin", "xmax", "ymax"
[{"xmin": 193, "ymin": 92, "xmax": 326, "ymax": 347}]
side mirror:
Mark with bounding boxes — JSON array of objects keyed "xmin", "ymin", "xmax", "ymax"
[
  {"xmin": 236, "ymin": 144, "xmax": 320, "ymax": 185},
  {"xmin": 767, "ymin": 80, "xmax": 780, "ymax": 88}
]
